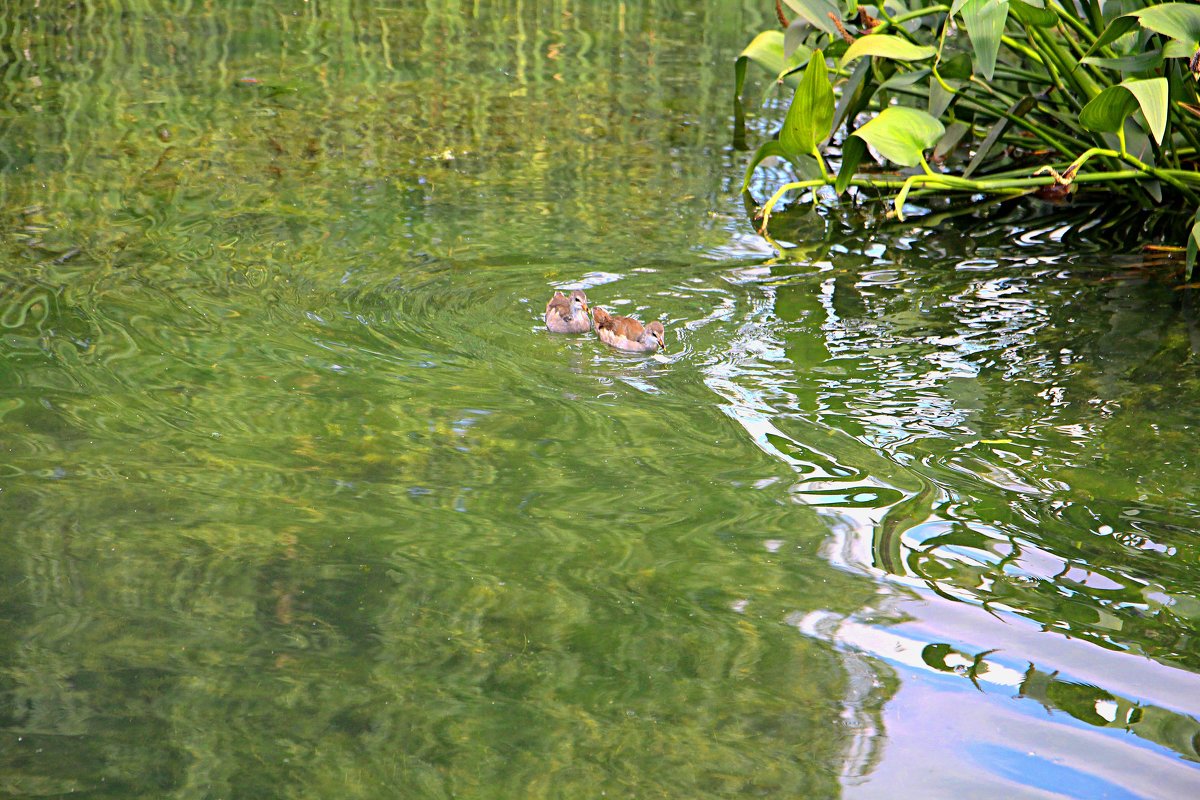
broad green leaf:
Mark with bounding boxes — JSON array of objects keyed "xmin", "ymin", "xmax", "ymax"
[
  {"xmin": 960, "ymin": 0, "xmax": 1010, "ymax": 81},
  {"xmin": 1129, "ymin": 3, "xmax": 1200, "ymax": 48},
  {"xmin": 949, "ymin": 0, "xmax": 971, "ymax": 16},
  {"xmin": 835, "ymin": 134, "xmax": 868, "ymax": 195},
  {"xmin": 776, "ymin": 46, "xmax": 816, "ymax": 83},
  {"xmin": 852, "ymin": 106, "xmax": 945, "ymax": 167},
  {"xmin": 1163, "ymin": 40, "xmax": 1194, "ymax": 59},
  {"xmin": 1082, "ymin": 16, "xmax": 1139, "ymax": 59},
  {"xmin": 1121, "ymin": 77, "xmax": 1169, "ymax": 144},
  {"xmin": 1078, "ymin": 84, "xmax": 1140, "ymax": 133},
  {"xmin": 735, "ymin": 31, "xmax": 804, "ymax": 146},
  {"xmin": 939, "ymin": 52, "xmax": 974, "ymax": 82},
  {"xmin": 782, "ymin": 0, "xmax": 842, "ymax": 36},
  {"xmin": 780, "ymin": 51, "xmax": 835, "ymax": 155},
  {"xmin": 840, "ymin": 35, "xmax": 937, "ymax": 66},
  {"xmin": 1010, "ymin": 0, "xmax": 1056, "ymax": 27},
  {"xmin": 736, "ymin": 31, "xmax": 786, "ymax": 99},
  {"xmin": 742, "ymin": 141, "xmax": 791, "ymax": 192},
  {"xmin": 1081, "ymin": 51, "xmax": 1165, "ymax": 73}
]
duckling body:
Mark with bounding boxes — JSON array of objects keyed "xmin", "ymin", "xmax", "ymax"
[
  {"xmin": 544, "ymin": 290, "xmax": 591, "ymax": 334},
  {"xmin": 592, "ymin": 306, "xmax": 666, "ymax": 352}
]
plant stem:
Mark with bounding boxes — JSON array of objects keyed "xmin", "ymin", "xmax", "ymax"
[
  {"xmin": 1052, "ymin": 4, "xmax": 1099, "ymax": 45},
  {"xmin": 755, "ymin": 168, "xmax": 1188, "ymax": 235}
]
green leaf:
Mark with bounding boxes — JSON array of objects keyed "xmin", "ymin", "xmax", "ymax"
[
  {"xmin": 736, "ymin": 31, "xmax": 787, "ymax": 99},
  {"xmin": 835, "ymin": 134, "xmax": 868, "ymax": 195},
  {"xmin": 926, "ymin": 80, "xmax": 955, "ymax": 119},
  {"xmin": 1082, "ymin": 16, "xmax": 1139, "ymax": 59},
  {"xmin": 929, "ymin": 53, "xmax": 970, "ymax": 118},
  {"xmin": 1079, "ymin": 84, "xmax": 1140, "ymax": 134},
  {"xmin": 782, "ymin": 0, "xmax": 842, "ymax": 37},
  {"xmin": 742, "ymin": 141, "xmax": 792, "ymax": 192},
  {"xmin": 780, "ymin": 51, "xmax": 835, "ymax": 155},
  {"xmin": 1130, "ymin": 3, "xmax": 1200, "ymax": 48},
  {"xmin": 1010, "ymin": 0, "xmax": 1056, "ymax": 27},
  {"xmin": 1081, "ymin": 51, "xmax": 1165, "ymax": 73},
  {"xmin": 1121, "ymin": 77, "xmax": 1169, "ymax": 144},
  {"xmin": 960, "ymin": 0, "xmax": 1010, "ymax": 81},
  {"xmin": 1078, "ymin": 79, "xmax": 1169, "ymax": 143},
  {"xmin": 852, "ymin": 106, "xmax": 945, "ymax": 167},
  {"xmin": 832, "ymin": 59, "xmax": 873, "ymax": 135},
  {"xmin": 1163, "ymin": 40, "xmax": 1195, "ymax": 59},
  {"xmin": 878, "ymin": 68, "xmax": 931, "ymax": 92},
  {"xmin": 939, "ymin": 52, "xmax": 974, "ymax": 82},
  {"xmin": 784, "ymin": 19, "xmax": 810, "ymax": 59},
  {"xmin": 1187, "ymin": 206, "xmax": 1200, "ymax": 281},
  {"xmin": 934, "ymin": 120, "xmax": 971, "ymax": 160},
  {"xmin": 840, "ymin": 35, "xmax": 937, "ymax": 66},
  {"xmin": 775, "ymin": 47, "xmax": 815, "ymax": 83}
]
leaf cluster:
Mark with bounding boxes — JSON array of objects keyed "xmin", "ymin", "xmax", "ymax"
[{"xmin": 736, "ymin": 0, "xmax": 1200, "ymax": 277}]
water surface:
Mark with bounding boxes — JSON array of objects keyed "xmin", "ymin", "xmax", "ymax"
[{"xmin": 1, "ymin": 2, "xmax": 1198, "ymax": 798}]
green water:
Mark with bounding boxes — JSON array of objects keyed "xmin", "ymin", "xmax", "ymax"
[{"xmin": 1, "ymin": 2, "xmax": 1199, "ymax": 797}]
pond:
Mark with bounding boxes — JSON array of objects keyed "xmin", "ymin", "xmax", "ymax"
[{"xmin": 1, "ymin": 1, "xmax": 1198, "ymax": 797}]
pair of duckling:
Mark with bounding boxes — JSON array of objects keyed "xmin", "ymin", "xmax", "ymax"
[{"xmin": 544, "ymin": 290, "xmax": 665, "ymax": 352}]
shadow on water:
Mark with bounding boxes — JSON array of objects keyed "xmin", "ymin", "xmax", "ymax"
[{"xmin": 0, "ymin": 1, "xmax": 1199, "ymax": 798}]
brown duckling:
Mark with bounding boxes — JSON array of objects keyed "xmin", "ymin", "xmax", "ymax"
[
  {"xmin": 592, "ymin": 306, "xmax": 666, "ymax": 352},
  {"xmin": 544, "ymin": 290, "xmax": 590, "ymax": 333}
]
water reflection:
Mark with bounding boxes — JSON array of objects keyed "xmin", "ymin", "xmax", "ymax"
[{"xmin": 711, "ymin": 202, "xmax": 1200, "ymax": 791}]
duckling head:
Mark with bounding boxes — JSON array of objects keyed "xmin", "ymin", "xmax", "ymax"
[{"xmin": 645, "ymin": 321, "xmax": 666, "ymax": 350}]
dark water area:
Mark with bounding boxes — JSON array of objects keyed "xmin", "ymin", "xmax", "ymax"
[{"xmin": 0, "ymin": 1, "xmax": 1198, "ymax": 797}]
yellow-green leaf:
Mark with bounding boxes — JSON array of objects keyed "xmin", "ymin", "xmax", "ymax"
[
  {"xmin": 840, "ymin": 35, "xmax": 937, "ymax": 66},
  {"xmin": 852, "ymin": 106, "xmax": 945, "ymax": 167},
  {"xmin": 735, "ymin": 31, "xmax": 804, "ymax": 99},
  {"xmin": 1079, "ymin": 85, "xmax": 1139, "ymax": 134},
  {"xmin": 1120, "ymin": 78, "xmax": 1169, "ymax": 144},
  {"xmin": 960, "ymin": 0, "xmax": 1010, "ymax": 81},
  {"xmin": 1079, "ymin": 78, "xmax": 1168, "ymax": 144},
  {"xmin": 780, "ymin": 51, "xmax": 835, "ymax": 156},
  {"xmin": 1130, "ymin": 3, "xmax": 1200, "ymax": 49}
]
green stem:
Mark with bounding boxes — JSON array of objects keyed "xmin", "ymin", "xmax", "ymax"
[
  {"xmin": 870, "ymin": 5, "xmax": 925, "ymax": 45},
  {"xmin": 888, "ymin": 81, "xmax": 1083, "ymax": 155},
  {"xmin": 1000, "ymin": 35, "xmax": 1046, "ymax": 66},
  {"xmin": 877, "ymin": 5, "xmax": 949, "ymax": 32},
  {"xmin": 755, "ymin": 168, "xmax": 1183, "ymax": 235},
  {"xmin": 956, "ymin": 87, "xmax": 1089, "ymax": 154},
  {"xmin": 1052, "ymin": 3, "xmax": 1098, "ymax": 45},
  {"xmin": 991, "ymin": 65, "xmax": 1059, "ymax": 85},
  {"xmin": 1067, "ymin": 146, "xmax": 1200, "ymax": 201},
  {"xmin": 1026, "ymin": 27, "xmax": 1090, "ymax": 107},
  {"xmin": 814, "ymin": 149, "xmax": 831, "ymax": 182}
]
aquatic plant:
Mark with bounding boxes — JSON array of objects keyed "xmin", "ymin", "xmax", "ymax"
[{"xmin": 736, "ymin": 0, "xmax": 1200, "ymax": 277}]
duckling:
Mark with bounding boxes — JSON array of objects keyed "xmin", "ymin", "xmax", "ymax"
[
  {"xmin": 544, "ymin": 290, "xmax": 590, "ymax": 333},
  {"xmin": 592, "ymin": 306, "xmax": 666, "ymax": 352}
]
